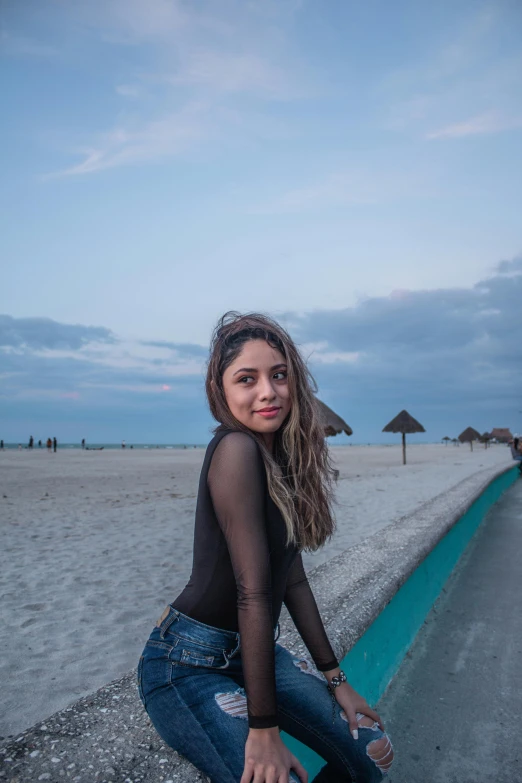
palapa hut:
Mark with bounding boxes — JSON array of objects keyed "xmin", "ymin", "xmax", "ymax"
[
  {"xmin": 382, "ymin": 409, "xmax": 425, "ymax": 465},
  {"xmin": 315, "ymin": 398, "xmax": 353, "ymax": 437},
  {"xmin": 481, "ymin": 432, "xmax": 492, "ymax": 449},
  {"xmin": 490, "ymin": 428, "xmax": 513, "ymax": 444},
  {"xmin": 458, "ymin": 426, "xmax": 481, "ymax": 451},
  {"xmin": 442, "ymin": 436, "xmax": 451, "ymax": 446}
]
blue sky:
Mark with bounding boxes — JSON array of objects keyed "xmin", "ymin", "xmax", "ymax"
[{"xmin": 1, "ymin": 0, "xmax": 521, "ymax": 443}]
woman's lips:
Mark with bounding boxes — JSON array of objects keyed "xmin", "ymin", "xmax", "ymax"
[{"xmin": 255, "ymin": 408, "xmax": 280, "ymax": 419}]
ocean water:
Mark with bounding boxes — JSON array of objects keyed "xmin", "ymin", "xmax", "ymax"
[
  {"xmin": 0, "ymin": 443, "xmax": 206, "ymax": 450},
  {"xmin": 2, "ymin": 440, "xmax": 455, "ymax": 450}
]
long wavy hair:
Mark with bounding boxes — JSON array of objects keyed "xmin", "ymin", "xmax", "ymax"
[{"xmin": 205, "ymin": 311, "xmax": 336, "ymax": 551}]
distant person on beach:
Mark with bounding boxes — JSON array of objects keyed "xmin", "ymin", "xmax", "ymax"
[
  {"xmin": 46, "ymin": 438, "xmax": 52, "ymax": 452},
  {"xmin": 28, "ymin": 435, "xmax": 34, "ymax": 449},
  {"xmin": 137, "ymin": 312, "xmax": 393, "ymax": 783},
  {"xmin": 0, "ymin": 439, "xmax": 3, "ymax": 450},
  {"xmin": 38, "ymin": 439, "xmax": 42, "ymax": 448},
  {"xmin": 53, "ymin": 437, "xmax": 57, "ymax": 453},
  {"xmin": 81, "ymin": 438, "xmax": 85, "ymax": 449},
  {"xmin": 121, "ymin": 440, "xmax": 126, "ymax": 449}
]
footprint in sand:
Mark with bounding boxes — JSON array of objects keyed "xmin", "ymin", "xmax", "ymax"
[
  {"xmin": 22, "ymin": 603, "xmax": 46, "ymax": 611},
  {"xmin": 20, "ymin": 618, "xmax": 39, "ymax": 628}
]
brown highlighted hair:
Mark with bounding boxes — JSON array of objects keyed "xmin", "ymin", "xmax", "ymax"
[{"xmin": 205, "ymin": 311, "xmax": 336, "ymax": 551}]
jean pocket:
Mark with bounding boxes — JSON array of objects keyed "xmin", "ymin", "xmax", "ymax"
[
  {"xmin": 179, "ymin": 648, "xmax": 216, "ymax": 667},
  {"xmin": 136, "ymin": 655, "xmax": 146, "ymax": 707}
]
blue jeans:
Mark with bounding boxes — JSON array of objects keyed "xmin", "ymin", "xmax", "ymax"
[{"xmin": 137, "ymin": 606, "xmax": 391, "ymax": 782}]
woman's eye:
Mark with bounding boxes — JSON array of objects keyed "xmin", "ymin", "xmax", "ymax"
[
  {"xmin": 274, "ymin": 371, "xmax": 287, "ymax": 380},
  {"xmin": 238, "ymin": 376, "xmax": 254, "ymax": 383}
]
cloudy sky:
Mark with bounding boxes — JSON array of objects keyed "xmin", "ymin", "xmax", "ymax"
[{"xmin": 1, "ymin": 0, "xmax": 521, "ymax": 443}]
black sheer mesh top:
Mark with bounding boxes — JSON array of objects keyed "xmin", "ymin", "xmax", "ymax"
[{"xmin": 172, "ymin": 428, "xmax": 338, "ymax": 729}]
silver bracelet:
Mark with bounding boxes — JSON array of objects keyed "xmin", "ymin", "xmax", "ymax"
[{"xmin": 326, "ymin": 669, "xmax": 347, "ymax": 722}]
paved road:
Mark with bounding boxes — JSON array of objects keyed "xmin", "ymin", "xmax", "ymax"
[{"xmin": 379, "ymin": 474, "xmax": 522, "ymax": 783}]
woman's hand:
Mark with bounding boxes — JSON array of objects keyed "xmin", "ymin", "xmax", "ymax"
[
  {"xmin": 331, "ymin": 681, "xmax": 384, "ymax": 740},
  {"xmin": 241, "ymin": 727, "xmax": 308, "ymax": 783}
]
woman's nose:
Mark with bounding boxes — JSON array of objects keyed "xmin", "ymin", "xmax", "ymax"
[{"xmin": 258, "ymin": 377, "xmax": 276, "ymax": 400}]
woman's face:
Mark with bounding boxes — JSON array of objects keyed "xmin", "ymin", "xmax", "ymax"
[{"xmin": 222, "ymin": 339, "xmax": 291, "ymax": 442}]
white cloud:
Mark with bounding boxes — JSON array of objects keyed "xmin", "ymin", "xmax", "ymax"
[
  {"xmin": 48, "ymin": 102, "xmax": 209, "ymax": 176},
  {"xmin": 73, "ymin": 0, "xmax": 193, "ymax": 45},
  {"xmin": 115, "ymin": 83, "xmax": 142, "ymax": 98},
  {"xmin": 40, "ymin": 0, "xmax": 306, "ymax": 175},
  {"xmin": 165, "ymin": 50, "xmax": 289, "ymax": 96},
  {"xmin": 251, "ymin": 173, "xmax": 377, "ymax": 214},
  {"xmin": 427, "ymin": 112, "xmax": 522, "ymax": 139},
  {"xmin": 37, "ymin": 339, "xmax": 206, "ymax": 378},
  {"xmin": 311, "ymin": 350, "xmax": 361, "ymax": 365},
  {"xmin": 301, "ymin": 341, "xmax": 360, "ymax": 365},
  {"xmin": 250, "ymin": 162, "xmax": 435, "ymax": 215},
  {"xmin": 85, "ymin": 0, "xmax": 298, "ymax": 45},
  {"xmin": 381, "ymin": 8, "xmax": 522, "ymax": 141}
]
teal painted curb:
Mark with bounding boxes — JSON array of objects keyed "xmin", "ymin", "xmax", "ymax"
[{"xmin": 284, "ymin": 467, "xmax": 519, "ymax": 777}]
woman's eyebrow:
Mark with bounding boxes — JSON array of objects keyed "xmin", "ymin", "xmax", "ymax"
[{"xmin": 232, "ymin": 363, "xmax": 287, "ymax": 377}]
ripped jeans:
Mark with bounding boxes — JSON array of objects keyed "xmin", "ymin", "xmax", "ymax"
[{"xmin": 137, "ymin": 606, "xmax": 392, "ymax": 782}]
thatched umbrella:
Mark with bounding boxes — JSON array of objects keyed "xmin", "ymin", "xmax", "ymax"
[
  {"xmin": 481, "ymin": 432, "xmax": 492, "ymax": 449},
  {"xmin": 315, "ymin": 398, "xmax": 352, "ymax": 438},
  {"xmin": 451, "ymin": 437, "xmax": 459, "ymax": 446},
  {"xmin": 490, "ymin": 428, "xmax": 513, "ymax": 444},
  {"xmin": 382, "ymin": 409, "xmax": 425, "ymax": 465},
  {"xmin": 442, "ymin": 436, "xmax": 451, "ymax": 446},
  {"xmin": 458, "ymin": 426, "xmax": 481, "ymax": 451}
]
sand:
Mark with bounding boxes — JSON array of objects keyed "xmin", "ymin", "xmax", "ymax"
[{"xmin": 0, "ymin": 442, "xmax": 513, "ymax": 739}]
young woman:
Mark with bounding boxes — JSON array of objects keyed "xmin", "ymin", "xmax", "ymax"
[{"xmin": 137, "ymin": 312, "xmax": 393, "ymax": 783}]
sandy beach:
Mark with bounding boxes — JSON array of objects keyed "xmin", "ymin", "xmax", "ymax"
[{"xmin": 0, "ymin": 442, "xmax": 513, "ymax": 739}]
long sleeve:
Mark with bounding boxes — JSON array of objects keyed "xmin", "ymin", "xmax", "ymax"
[
  {"xmin": 207, "ymin": 431, "xmax": 278, "ymax": 729},
  {"xmin": 284, "ymin": 553, "xmax": 338, "ymax": 672}
]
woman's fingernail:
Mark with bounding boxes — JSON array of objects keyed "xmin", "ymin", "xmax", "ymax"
[{"xmin": 352, "ymin": 729, "xmax": 358, "ymax": 740}]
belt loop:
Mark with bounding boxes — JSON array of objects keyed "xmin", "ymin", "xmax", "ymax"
[
  {"xmin": 218, "ymin": 633, "xmax": 240, "ymax": 669},
  {"xmin": 230, "ymin": 633, "xmax": 241, "ymax": 657},
  {"xmin": 217, "ymin": 634, "xmax": 241, "ymax": 669},
  {"xmin": 217, "ymin": 652, "xmax": 231, "ymax": 670},
  {"xmin": 159, "ymin": 610, "xmax": 179, "ymax": 639}
]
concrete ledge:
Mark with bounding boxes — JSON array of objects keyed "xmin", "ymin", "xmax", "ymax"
[
  {"xmin": 282, "ymin": 463, "xmax": 518, "ymax": 776},
  {"xmin": 1, "ymin": 461, "xmax": 516, "ymax": 783},
  {"xmin": 281, "ymin": 463, "xmax": 517, "ymax": 666}
]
